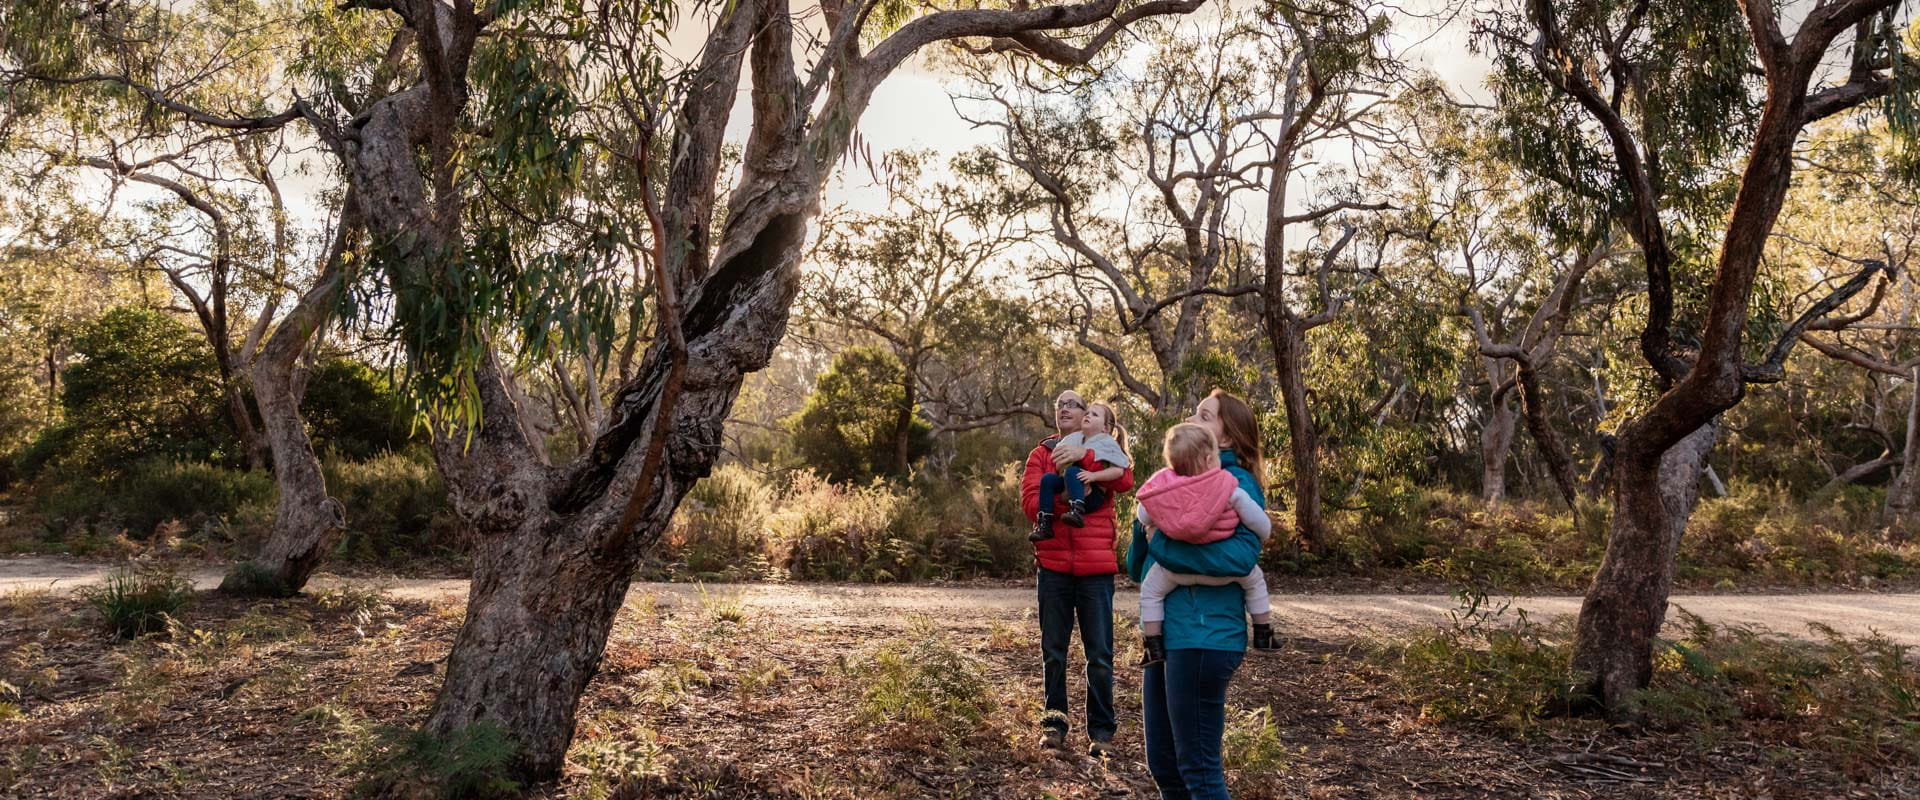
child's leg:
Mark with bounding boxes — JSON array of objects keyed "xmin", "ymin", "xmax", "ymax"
[
  {"xmin": 1061, "ymin": 465, "xmax": 1087, "ymax": 505},
  {"xmin": 1082, "ymin": 486, "xmax": 1109, "ymax": 513},
  {"xmin": 1037, "ymin": 472, "xmax": 1064, "ymax": 513},
  {"xmin": 1138, "ymin": 565, "xmax": 1178, "ymax": 636},
  {"xmin": 1239, "ymin": 566, "xmax": 1273, "ymax": 625}
]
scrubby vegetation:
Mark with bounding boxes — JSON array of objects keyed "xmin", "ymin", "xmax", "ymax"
[
  {"xmin": 5, "ymin": 584, "xmax": 1913, "ymax": 798},
  {"xmin": 82, "ymin": 565, "xmax": 194, "ymax": 639},
  {"xmin": 649, "ymin": 464, "xmax": 1034, "ymax": 583},
  {"xmin": 1380, "ymin": 602, "xmax": 1920, "ymax": 775}
]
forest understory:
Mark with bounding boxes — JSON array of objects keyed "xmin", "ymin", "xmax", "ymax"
[{"xmin": 3, "ymin": 582, "xmax": 1915, "ymax": 799}]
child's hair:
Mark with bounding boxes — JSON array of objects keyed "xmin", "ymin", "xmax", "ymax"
[
  {"xmin": 1088, "ymin": 402, "xmax": 1129, "ymax": 454},
  {"xmin": 1163, "ymin": 423, "xmax": 1219, "ymax": 476}
]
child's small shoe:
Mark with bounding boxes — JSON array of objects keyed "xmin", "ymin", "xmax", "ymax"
[
  {"xmin": 1029, "ymin": 513, "xmax": 1056, "ymax": 542},
  {"xmin": 1139, "ymin": 634, "xmax": 1166, "ymax": 667},
  {"xmin": 1251, "ymin": 623, "xmax": 1280, "ymax": 651},
  {"xmin": 1061, "ymin": 499, "xmax": 1087, "ymax": 528}
]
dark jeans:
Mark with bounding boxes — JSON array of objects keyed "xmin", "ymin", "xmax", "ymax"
[
  {"xmin": 1143, "ymin": 648, "xmax": 1245, "ymax": 800},
  {"xmin": 1037, "ymin": 467, "xmax": 1108, "ymax": 514},
  {"xmin": 1037, "ymin": 568, "xmax": 1115, "ymax": 741}
]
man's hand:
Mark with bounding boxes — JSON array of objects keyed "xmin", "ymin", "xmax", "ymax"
[{"xmin": 1051, "ymin": 444, "xmax": 1086, "ymax": 470}]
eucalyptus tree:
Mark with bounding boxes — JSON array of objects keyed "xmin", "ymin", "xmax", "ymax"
[
  {"xmin": 1239, "ymin": 0, "xmax": 1400, "ymax": 551},
  {"xmin": 800, "ymin": 149, "xmax": 1046, "ymax": 473},
  {"xmin": 1483, "ymin": 0, "xmax": 1918, "ymax": 710},
  {"xmin": 1378, "ymin": 87, "xmax": 1620, "ymax": 508},
  {"xmin": 1786, "ymin": 120, "xmax": 1920, "ymax": 517},
  {"xmin": 0, "ymin": 0, "xmax": 387, "ymax": 594},
  {"xmin": 959, "ymin": 10, "xmax": 1267, "ymax": 416},
  {"xmin": 2, "ymin": 105, "xmax": 301, "ymax": 473}
]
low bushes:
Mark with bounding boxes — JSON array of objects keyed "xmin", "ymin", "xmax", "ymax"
[
  {"xmin": 17, "ymin": 450, "xmax": 454, "ymax": 568},
  {"xmin": 651, "ymin": 463, "xmax": 1034, "ymax": 582},
  {"xmin": 323, "ymin": 452, "xmax": 458, "ymax": 564},
  {"xmin": 1379, "ymin": 603, "xmax": 1920, "ymax": 773},
  {"xmin": 849, "ymin": 620, "xmax": 994, "ymax": 740},
  {"xmin": 83, "ymin": 565, "xmax": 194, "ymax": 639},
  {"xmin": 1267, "ymin": 480, "xmax": 1920, "ymax": 590}
]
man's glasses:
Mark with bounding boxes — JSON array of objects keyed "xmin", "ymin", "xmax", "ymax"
[{"xmin": 1056, "ymin": 399, "xmax": 1086, "ymax": 411}]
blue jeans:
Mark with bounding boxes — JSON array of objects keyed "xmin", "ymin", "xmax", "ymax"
[
  {"xmin": 1037, "ymin": 568, "xmax": 1115, "ymax": 741},
  {"xmin": 1143, "ymin": 648, "xmax": 1244, "ymax": 800},
  {"xmin": 1037, "ymin": 467, "xmax": 1107, "ymax": 514}
]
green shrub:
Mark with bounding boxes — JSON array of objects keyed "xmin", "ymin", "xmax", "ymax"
[
  {"xmin": 1382, "ymin": 604, "xmax": 1920, "ymax": 772},
  {"xmin": 34, "ymin": 307, "xmax": 236, "ymax": 477},
  {"xmin": 356, "ymin": 722, "xmax": 521, "ymax": 800},
  {"xmin": 324, "ymin": 450, "xmax": 457, "ymax": 564},
  {"xmin": 31, "ymin": 460, "xmax": 273, "ymax": 540},
  {"xmin": 657, "ymin": 463, "xmax": 776, "ymax": 580},
  {"xmin": 1380, "ymin": 601, "xmax": 1586, "ymax": 735},
  {"xmin": 1223, "ymin": 706, "xmax": 1290, "ymax": 773},
  {"xmin": 783, "ymin": 347, "xmax": 932, "ymax": 483},
  {"xmin": 1638, "ymin": 611, "xmax": 1920, "ymax": 771},
  {"xmin": 765, "ymin": 465, "xmax": 1031, "ymax": 582},
  {"xmin": 852, "ymin": 620, "xmax": 992, "ymax": 737},
  {"xmin": 117, "ymin": 460, "xmax": 274, "ymax": 537},
  {"xmin": 301, "ymin": 356, "xmax": 416, "ymax": 460},
  {"xmin": 83, "ymin": 565, "xmax": 194, "ymax": 639},
  {"xmin": 1682, "ymin": 483, "xmax": 1919, "ymax": 585},
  {"xmin": 771, "ymin": 472, "xmax": 907, "ymax": 581}
]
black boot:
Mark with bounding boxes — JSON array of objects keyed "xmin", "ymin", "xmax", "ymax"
[
  {"xmin": 1252, "ymin": 622, "xmax": 1279, "ymax": 651},
  {"xmin": 1139, "ymin": 634, "xmax": 1166, "ymax": 666},
  {"xmin": 1061, "ymin": 499, "xmax": 1087, "ymax": 528},
  {"xmin": 1029, "ymin": 513, "xmax": 1056, "ymax": 542}
]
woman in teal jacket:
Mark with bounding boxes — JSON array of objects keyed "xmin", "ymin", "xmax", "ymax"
[{"xmin": 1125, "ymin": 390, "xmax": 1265, "ymax": 800}]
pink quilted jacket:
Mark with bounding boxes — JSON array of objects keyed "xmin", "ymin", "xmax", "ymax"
[{"xmin": 1136, "ymin": 467, "xmax": 1240, "ymax": 544}]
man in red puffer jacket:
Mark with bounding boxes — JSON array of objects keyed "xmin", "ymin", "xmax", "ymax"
[{"xmin": 1022, "ymin": 389, "xmax": 1135, "ymax": 757}]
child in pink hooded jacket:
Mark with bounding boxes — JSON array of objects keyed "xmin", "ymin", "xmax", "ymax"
[{"xmin": 1134, "ymin": 423, "xmax": 1274, "ymax": 665}]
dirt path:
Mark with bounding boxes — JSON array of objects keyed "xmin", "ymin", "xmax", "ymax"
[{"xmin": 7, "ymin": 556, "xmax": 1919, "ymax": 644}]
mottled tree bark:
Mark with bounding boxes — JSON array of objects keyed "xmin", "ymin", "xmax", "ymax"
[
  {"xmin": 1271, "ymin": 317, "xmax": 1326, "ymax": 549},
  {"xmin": 1480, "ymin": 391, "xmax": 1517, "ymax": 505},
  {"xmin": 222, "ymin": 209, "xmax": 357, "ymax": 596},
  {"xmin": 1572, "ymin": 421, "xmax": 1714, "ymax": 705}
]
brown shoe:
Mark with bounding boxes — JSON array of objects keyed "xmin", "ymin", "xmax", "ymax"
[
  {"xmin": 1042, "ymin": 728, "xmax": 1067, "ymax": 750},
  {"xmin": 1029, "ymin": 513, "xmax": 1057, "ymax": 542}
]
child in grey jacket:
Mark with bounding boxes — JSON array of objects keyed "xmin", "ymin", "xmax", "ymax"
[{"xmin": 1031, "ymin": 403, "xmax": 1131, "ymax": 542}]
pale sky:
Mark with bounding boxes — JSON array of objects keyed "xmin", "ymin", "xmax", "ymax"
[
  {"xmin": 40, "ymin": 1, "xmax": 1497, "ymax": 300},
  {"xmin": 816, "ymin": 2, "xmax": 1492, "ymax": 216}
]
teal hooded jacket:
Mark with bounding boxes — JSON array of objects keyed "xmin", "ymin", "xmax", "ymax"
[{"xmin": 1125, "ymin": 449, "xmax": 1265, "ymax": 652}]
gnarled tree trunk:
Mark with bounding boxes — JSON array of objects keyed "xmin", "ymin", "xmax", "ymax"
[
  {"xmin": 1481, "ymin": 381, "xmax": 1518, "ymax": 506},
  {"xmin": 415, "ymin": 0, "xmax": 1202, "ymax": 776},
  {"xmin": 1271, "ymin": 318, "xmax": 1326, "ymax": 550},
  {"xmin": 1516, "ymin": 362, "xmax": 1581, "ymax": 510},
  {"xmin": 222, "ymin": 211, "xmax": 357, "ymax": 596},
  {"xmin": 1572, "ymin": 420, "xmax": 1715, "ymax": 705},
  {"xmin": 423, "ymin": 200, "xmax": 815, "ymax": 778}
]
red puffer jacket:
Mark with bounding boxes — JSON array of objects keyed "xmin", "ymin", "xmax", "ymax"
[{"xmin": 1022, "ymin": 436, "xmax": 1136, "ymax": 576}]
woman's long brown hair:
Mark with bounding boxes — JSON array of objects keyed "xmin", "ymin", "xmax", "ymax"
[{"xmin": 1209, "ymin": 389, "xmax": 1264, "ymax": 485}]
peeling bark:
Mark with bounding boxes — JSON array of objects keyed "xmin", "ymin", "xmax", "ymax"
[
  {"xmin": 222, "ymin": 209, "xmax": 358, "ymax": 596},
  {"xmin": 1481, "ymin": 391, "xmax": 1517, "ymax": 505}
]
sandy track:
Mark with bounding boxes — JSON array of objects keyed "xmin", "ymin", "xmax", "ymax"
[{"xmin": 6, "ymin": 556, "xmax": 1918, "ymax": 644}]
